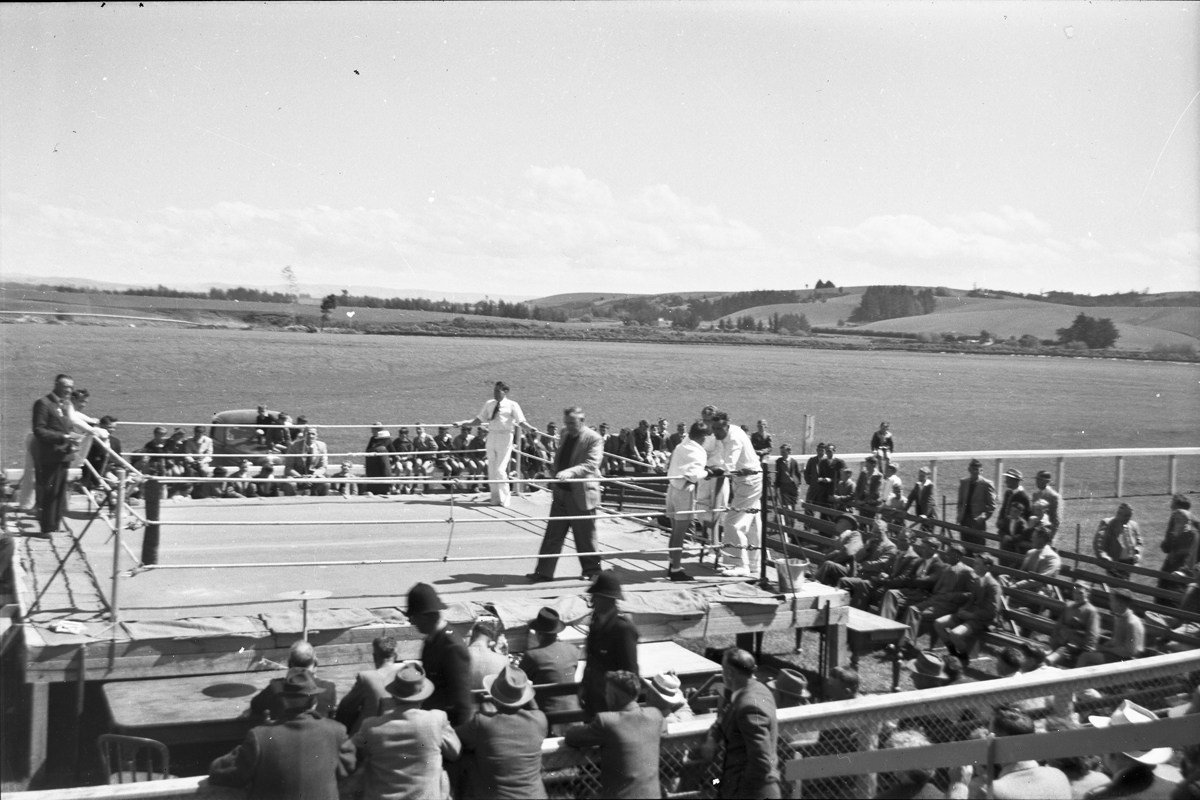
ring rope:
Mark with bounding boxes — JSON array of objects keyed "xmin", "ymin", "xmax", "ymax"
[{"xmin": 125, "ymin": 509, "xmax": 720, "ymax": 527}]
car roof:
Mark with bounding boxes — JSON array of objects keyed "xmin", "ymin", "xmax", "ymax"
[{"xmin": 211, "ymin": 409, "xmax": 279, "ymax": 425}]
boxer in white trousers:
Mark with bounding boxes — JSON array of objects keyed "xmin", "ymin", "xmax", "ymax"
[{"xmin": 457, "ymin": 381, "xmax": 544, "ymax": 507}]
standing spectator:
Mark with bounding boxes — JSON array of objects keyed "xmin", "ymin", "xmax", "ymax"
[
  {"xmin": 802, "ymin": 443, "xmax": 827, "ymax": 507},
  {"xmin": 1084, "ymin": 701, "xmax": 1176, "ymax": 799},
  {"xmin": 284, "ymin": 427, "xmax": 329, "ymax": 496},
  {"xmin": 209, "ymin": 668, "xmax": 356, "ymax": 800},
  {"xmin": 250, "ymin": 640, "xmax": 337, "ymax": 722},
  {"xmin": 1093, "ymin": 503, "xmax": 1143, "ymax": 579},
  {"xmin": 775, "ymin": 444, "xmax": 803, "ymax": 511},
  {"xmin": 831, "ymin": 466, "xmax": 857, "ymax": 513},
  {"xmin": 935, "ymin": 553, "xmax": 1003, "ymax": 667},
  {"xmin": 564, "ymin": 670, "xmax": 663, "ymax": 799},
  {"xmin": 1159, "ymin": 494, "xmax": 1199, "ymax": 593},
  {"xmin": 456, "ymin": 665, "xmax": 548, "ymax": 800},
  {"xmin": 350, "ymin": 662, "xmax": 461, "ymax": 800},
  {"xmin": 883, "ymin": 464, "xmax": 905, "ymax": 517},
  {"xmin": 335, "ymin": 637, "xmax": 403, "ymax": 734},
  {"xmin": 904, "ymin": 466, "xmax": 938, "ymax": 529},
  {"xmin": 406, "ymin": 583, "xmax": 472, "ymax": 727},
  {"xmin": 31, "ymin": 373, "xmax": 83, "ymax": 535},
  {"xmin": 870, "ymin": 421, "xmax": 895, "ymax": 469},
  {"xmin": 466, "ymin": 619, "xmax": 510, "ymax": 690},
  {"xmin": 362, "ymin": 426, "xmax": 394, "ymax": 496},
  {"xmin": 518, "ymin": 608, "xmax": 581, "ymax": 717},
  {"xmin": 712, "ymin": 411, "xmax": 765, "ymax": 578},
  {"xmin": 663, "ymin": 421, "xmax": 712, "ymax": 581},
  {"xmin": 956, "ymin": 459, "xmax": 996, "ymax": 548},
  {"xmin": 1077, "ymin": 588, "xmax": 1144, "ymax": 667},
  {"xmin": 527, "ymin": 407, "xmax": 604, "ymax": 582},
  {"xmin": 1031, "ymin": 469, "xmax": 1063, "ymax": 538},
  {"xmin": 751, "ymin": 419, "xmax": 773, "ymax": 460},
  {"xmin": 853, "ymin": 456, "xmax": 885, "ymax": 519},
  {"xmin": 579, "ymin": 571, "xmax": 639, "ymax": 718},
  {"xmin": 700, "ymin": 648, "xmax": 782, "ymax": 799},
  {"xmin": 1044, "ymin": 582, "xmax": 1101, "ymax": 668},
  {"xmin": 997, "ymin": 469, "xmax": 1033, "ymax": 553}
]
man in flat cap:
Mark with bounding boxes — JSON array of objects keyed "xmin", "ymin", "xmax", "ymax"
[
  {"xmin": 580, "ymin": 571, "xmax": 639, "ymax": 719},
  {"xmin": 406, "ymin": 583, "xmax": 472, "ymax": 727}
]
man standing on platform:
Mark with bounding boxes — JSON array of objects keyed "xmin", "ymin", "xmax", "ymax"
[
  {"xmin": 457, "ymin": 381, "xmax": 543, "ymax": 507},
  {"xmin": 956, "ymin": 459, "xmax": 996, "ymax": 548},
  {"xmin": 711, "ymin": 411, "xmax": 764, "ymax": 579},
  {"xmin": 580, "ymin": 571, "xmax": 639, "ymax": 718},
  {"xmin": 406, "ymin": 583, "xmax": 472, "ymax": 727},
  {"xmin": 31, "ymin": 373, "xmax": 82, "ymax": 535},
  {"xmin": 663, "ymin": 421, "xmax": 713, "ymax": 581},
  {"xmin": 527, "ymin": 407, "xmax": 604, "ymax": 582}
]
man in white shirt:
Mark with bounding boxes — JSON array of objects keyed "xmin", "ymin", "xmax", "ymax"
[
  {"xmin": 664, "ymin": 421, "xmax": 714, "ymax": 581},
  {"xmin": 711, "ymin": 411, "xmax": 763, "ymax": 578},
  {"xmin": 457, "ymin": 381, "xmax": 543, "ymax": 507},
  {"xmin": 695, "ymin": 405, "xmax": 728, "ymax": 544}
]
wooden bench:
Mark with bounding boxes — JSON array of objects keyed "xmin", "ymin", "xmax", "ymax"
[{"xmin": 845, "ymin": 608, "xmax": 908, "ymax": 692}]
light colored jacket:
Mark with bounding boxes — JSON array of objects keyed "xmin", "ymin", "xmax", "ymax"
[{"xmin": 351, "ymin": 707, "xmax": 461, "ymax": 800}]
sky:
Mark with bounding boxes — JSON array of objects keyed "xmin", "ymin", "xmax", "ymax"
[{"xmin": 2, "ymin": 1, "xmax": 1198, "ymax": 298}]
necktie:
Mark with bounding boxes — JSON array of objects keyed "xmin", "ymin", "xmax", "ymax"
[
  {"xmin": 962, "ymin": 480, "xmax": 976, "ymax": 523},
  {"xmin": 491, "ymin": 400, "xmax": 501, "ymax": 421}
]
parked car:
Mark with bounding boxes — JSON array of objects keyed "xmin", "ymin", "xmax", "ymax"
[{"xmin": 210, "ymin": 409, "xmax": 285, "ymax": 468}]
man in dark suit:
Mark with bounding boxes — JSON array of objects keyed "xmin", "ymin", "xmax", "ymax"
[
  {"xmin": 31, "ymin": 373, "xmax": 82, "ymax": 535},
  {"xmin": 406, "ymin": 582, "xmax": 472, "ymax": 727},
  {"xmin": 249, "ymin": 640, "xmax": 337, "ymax": 722},
  {"xmin": 210, "ymin": 668, "xmax": 356, "ymax": 799},
  {"xmin": 898, "ymin": 543, "xmax": 976, "ymax": 651},
  {"xmin": 904, "ymin": 466, "xmax": 938, "ymax": 530},
  {"xmin": 957, "ymin": 459, "xmax": 996, "ymax": 547},
  {"xmin": 528, "ymin": 406, "xmax": 604, "ymax": 581},
  {"xmin": 701, "ymin": 648, "xmax": 781, "ymax": 799},
  {"xmin": 816, "ymin": 517, "xmax": 898, "ymax": 586},
  {"xmin": 580, "ymin": 572, "xmax": 639, "ymax": 718},
  {"xmin": 802, "ymin": 443, "xmax": 826, "ymax": 506},
  {"xmin": 334, "ymin": 636, "xmax": 402, "ymax": 734},
  {"xmin": 564, "ymin": 670, "xmax": 663, "ymax": 799},
  {"xmin": 935, "ymin": 553, "xmax": 1003, "ymax": 667},
  {"xmin": 997, "ymin": 468, "xmax": 1033, "ymax": 553},
  {"xmin": 518, "ymin": 607, "xmax": 580, "ymax": 716},
  {"xmin": 839, "ymin": 527, "xmax": 923, "ymax": 610}
]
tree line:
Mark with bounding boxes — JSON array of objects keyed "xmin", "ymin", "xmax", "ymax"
[{"xmin": 849, "ymin": 285, "xmax": 938, "ymax": 323}]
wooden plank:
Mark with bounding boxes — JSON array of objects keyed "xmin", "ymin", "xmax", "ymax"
[{"xmin": 29, "ymin": 681, "xmax": 49, "ymax": 786}]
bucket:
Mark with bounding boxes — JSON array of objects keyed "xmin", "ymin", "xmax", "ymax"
[{"xmin": 780, "ymin": 558, "xmax": 809, "ymax": 591}]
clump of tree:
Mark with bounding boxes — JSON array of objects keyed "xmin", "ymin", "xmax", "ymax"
[
  {"xmin": 814, "ymin": 279, "xmax": 836, "ymax": 290},
  {"xmin": 1056, "ymin": 313, "xmax": 1120, "ymax": 349},
  {"xmin": 849, "ymin": 286, "xmax": 937, "ymax": 323},
  {"xmin": 686, "ymin": 290, "xmax": 801, "ymax": 320},
  {"xmin": 770, "ymin": 312, "xmax": 811, "ymax": 334},
  {"xmin": 319, "ymin": 294, "xmax": 337, "ymax": 331}
]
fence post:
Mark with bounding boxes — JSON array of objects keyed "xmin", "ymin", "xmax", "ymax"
[
  {"xmin": 1115, "ymin": 456, "xmax": 1124, "ymax": 499},
  {"xmin": 141, "ymin": 479, "xmax": 161, "ymax": 566},
  {"xmin": 994, "ymin": 459, "xmax": 1004, "ymax": 492},
  {"xmin": 929, "ymin": 459, "xmax": 938, "ymax": 492},
  {"xmin": 1056, "ymin": 456, "xmax": 1065, "ymax": 496},
  {"xmin": 111, "ymin": 470, "xmax": 125, "ymax": 625},
  {"xmin": 1168, "ymin": 454, "xmax": 1177, "ymax": 496},
  {"xmin": 515, "ymin": 446, "xmax": 523, "ymax": 497},
  {"xmin": 802, "ymin": 415, "xmax": 815, "ymax": 456},
  {"xmin": 852, "ymin": 720, "xmax": 884, "ymax": 798}
]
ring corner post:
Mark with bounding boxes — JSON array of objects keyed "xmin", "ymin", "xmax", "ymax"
[{"xmin": 140, "ymin": 478, "xmax": 161, "ymax": 566}]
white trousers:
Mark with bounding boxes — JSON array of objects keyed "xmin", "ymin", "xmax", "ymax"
[
  {"xmin": 722, "ymin": 472, "xmax": 763, "ymax": 572},
  {"xmin": 486, "ymin": 431, "xmax": 515, "ymax": 506}
]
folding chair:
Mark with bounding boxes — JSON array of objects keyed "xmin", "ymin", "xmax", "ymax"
[{"xmin": 97, "ymin": 734, "xmax": 173, "ymax": 783}]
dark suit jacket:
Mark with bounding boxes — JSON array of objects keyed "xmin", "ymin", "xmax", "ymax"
[
  {"xmin": 564, "ymin": 701, "xmax": 663, "ymax": 799},
  {"xmin": 581, "ymin": 611, "xmax": 639, "ymax": 716},
  {"xmin": 519, "ymin": 641, "xmax": 581, "ymax": 714},
  {"xmin": 957, "ymin": 477, "xmax": 997, "ymax": 527},
  {"xmin": 334, "ymin": 662, "xmax": 402, "ymax": 733},
  {"xmin": 209, "ymin": 710, "xmax": 355, "ymax": 800},
  {"xmin": 856, "ymin": 535, "xmax": 900, "ymax": 576},
  {"xmin": 879, "ymin": 548, "xmax": 925, "ymax": 588},
  {"xmin": 250, "ymin": 673, "xmax": 337, "ymax": 721},
  {"xmin": 905, "ymin": 480, "xmax": 937, "ymax": 517},
  {"xmin": 552, "ymin": 426, "xmax": 604, "ymax": 510},
  {"xmin": 457, "ymin": 704, "xmax": 550, "ymax": 800},
  {"xmin": 32, "ymin": 393, "xmax": 75, "ymax": 464},
  {"xmin": 957, "ymin": 572, "xmax": 1003, "ymax": 630},
  {"xmin": 422, "ymin": 625, "xmax": 473, "ymax": 727},
  {"xmin": 716, "ymin": 679, "xmax": 781, "ymax": 799}
]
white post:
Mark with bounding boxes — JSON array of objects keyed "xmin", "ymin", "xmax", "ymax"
[
  {"xmin": 1115, "ymin": 456, "xmax": 1124, "ymax": 499},
  {"xmin": 995, "ymin": 459, "xmax": 1004, "ymax": 491},
  {"xmin": 1169, "ymin": 454, "xmax": 1177, "ymax": 496},
  {"xmin": 929, "ymin": 459, "xmax": 938, "ymax": 491},
  {"xmin": 110, "ymin": 470, "xmax": 125, "ymax": 626},
  {"xmin": 1056, "ymin": 456, "xmax": 1065, "ymax": 496}
]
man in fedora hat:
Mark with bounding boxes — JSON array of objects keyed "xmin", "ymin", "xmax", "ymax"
[
  {"xmin": 897, "ymin": 543, "xmax": 975, "ymax": 653},
  {"xmin": 765, "ymin": 668, "xmax": 811, "ymax": 709},
  {"xmin": 351, "ymin": 661, "xmax": 461, "ymax": 800},
  {"xmin": 957, "ymin": 459, "xmax": 996, "ymax": 547},
  {"xmin": 456, "ymin": 664, "xmax": 549, "ymax": 799},
  {"xmin": 565, "ymin": 670, "xmax": 664, "ymax": 799},
  {"xmin": 335, "ymin": 636, "xmax": 403, "ymax": 734},
  {"xmin": 580, "ymin": 571, "xmax": 639, "ymax": 718},
  {"xmin": 998, "ymin": 468, "xmax": 1033, "ymax": 553},
  {"xmin": 250, "ymin": 640, "xmax": 338, "ymax": 722},
  {"xmin": 518, "ymin": 607, "xmax": 581, "ymax": 717},
  {"xmin": 210, "ymin": 668, "xmax": 356, "ymax": 800},
  {"xmin": 644, "ymin": 670, "xmax": 694, "ymax": 724},
  {"xmin": 1084, "ymin": 700, "xmax": 1177, "ymax": 800},
  {"xmin": 700, "ymin": 648, "xmax": 781, "ymax": 799},
  {"xmin": 406, "ymin": 583, "xmax": 472, "ymax": 726}
]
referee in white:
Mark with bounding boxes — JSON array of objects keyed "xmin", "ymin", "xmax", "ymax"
[{"xmin": 457, "ymin": 381, "xmax": 543, "ymax": 507}]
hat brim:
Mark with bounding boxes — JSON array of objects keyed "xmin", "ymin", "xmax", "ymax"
[
  {"xmin": 530, "ymin": 618, "xmax": 567, "ymax": 634},
  {"xmin": 1087, "ymin": 716, "xmax": 1174, "ymax": 764},
  {"xmin": 481, "ymin": 673, "xmax": 536, "ymax": 709},
  {"xmin": 388, "ymin": 679, "xmax": 434, "ymax": 702},
  {"xmin": 905, "ymin": 659, "xmax": 948, "ymax": 681},
  {"xmin": 765, "ymin": 679, "xmax": 810, "ymax": 699},
  {"xmin": 646, "ymin": 682, "xmax": 686, "ymax": 706}
]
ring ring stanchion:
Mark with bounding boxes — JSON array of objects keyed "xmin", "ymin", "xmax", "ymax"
[{"xmin": 277, "ymin": 589, "xmax": 332, "ymax": 640}]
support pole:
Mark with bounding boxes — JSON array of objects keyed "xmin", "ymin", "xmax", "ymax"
[
  {"xmin": 1168, "ymin": 454, "xmax": 1177, "ymax": 496},
  {"xmin": 140, "ymin": 479, "xmax": 161, "ymax": 566},
  {"xmin": 110, "ymin": 470, "xmax": 125, "ymax": 625},
  {"xmin": 1056, "ymin": 456, "xmax": 1066, "ymax": 495},
  {"xmin": 801, "ymin": 415, "xmax": 815, "ymax": 456},
  {"xmin": 994, "ymin": 459, "xmax": 1004, "ymax": 493},
  {"xmin": 1115, "ymin": 456, "xmax": 1125, "ymax": 499},
  {"xmin": 929, "ymin": 459, "xmax": 938, "ymax": 492}
]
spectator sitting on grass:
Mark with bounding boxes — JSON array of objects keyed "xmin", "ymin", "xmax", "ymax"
[
  {"xmin": 284, "ymin": 426, "xmax": 329, "ymax": 496},
  {"xmin": 390, "ymin": 427, "xmax": 415, "ymax": 493}
]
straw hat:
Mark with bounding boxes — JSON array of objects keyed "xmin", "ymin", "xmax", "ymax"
[
  {"xmin": 1088, "ymin": 700, "xmax": 1173, "ymax": 764},
  {"xmin": 905, "ymin": 651, "xmax": 950, "ymax": 681},
  {"xmin": 386, "ymin": 661, "xmax": 434, "ymax": 703},
  {"xmin": 645, "ymin": 671, "xmax": 685, "ymax": 706},
  {"xmin": 482, "ymin": 664, "xmax": 536, "ymax": 710}
]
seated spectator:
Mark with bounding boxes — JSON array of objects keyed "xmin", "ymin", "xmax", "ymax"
[
  {"xmin": 284, "ymin": 426, "xmax": 329, "ymax": 496},
  {"xmin": 564, "ymin": 669, "xmax": 663, "ymax": 799},
  {"xmin": 456, "ymin": 664, "xmax": 549, "ymax": 800},
  {"xmin": 518, "ymin": 607, "xmax": 581, "ymax": 718},
  {"xmin": 331, "ymin": 461, "xmax": 358, "ymax": 497},
  {"xmin": 410, "ymin": 426, "xmax": 438, "ymax": 488},
  {"xmin": 390, "ymin": 427, "xmax": 415, "ymax": 492},
  {"xmin": 841, "ymin": 527, "xmax": 923, "ymax": 611},
  {"xmin": 832, "ymin": 466, "xmax": 857, "ymax": 513},
  {"xmin": 1158, "ymin": 494, "xmax": 1199, "ymax": 601},
  {"xmin": 350, "ymin": 661, "xmax": 461, "ymax": 800},
  {"xmin": 1145, "ymin": 564, "xmax": 1200, "ymax": 653},
  {"xmin": 1043, "ymin": 716, "xmax": 1110, "ymax": 798},
  {"xmin": 250, "ymin": 640, "xmax": 337, "ymax": 722},
  {"xmin": 182, "ymin": 425, "xmax": 213, "ymax": 476},
  {"xmin": 630, "ymin": 420, "xmax": 653, "ymax": 471},
  {"xmin": 817, "ymin": 517, "xmax": 898, "ymax": 586},
  {"xmin": 878, "ymin": 536, "xmax": 946, "ymax": 621},
  {"xmin": 765, "ymin": 668, "xmax": 812, "ymax": 709},
  {"xmin": 1044, "ymin": 582, "xmax": 1102, "ymax": 668},
  {"xmin": 645, "ymin": 670, "xmax": 696, "ymax": 724},
  {"xmin": 1077, "ymin": 588, "xmax": 1145, "ymax": 667},
  {"xmin": 1084, "ymin": 700, "xmax": 1176, "ymax": 800},
  {"xmin": 432, "ymin": 426, "xmax": 456, "ymax": 490},
  {"xmin": 814, "ymin": 514, "xmax": 866, "ymax": 583},
  {"xmin": 466, "ymin": 427, "xmax": 488, "ymax": 487},
  {"xmin": 1093, "ymin": 503, "xmax": 1143, "ymax": 579},
  {"xmin": 906, "ymin": 650, "xmax": 961, "ymax": 691},
  {"xmin": 936, "ymin": 553, "xmax": 1003, "ymax": 667},
  {"xmin": 451, "ymin": 425, "xmax": 479, "ymax": 485},
  {"xmin": 209, "ymin": 668, "xmax": 356, "ymax": 798},
  {"xmin": 995, "ymin": 646, "xmax": 1027, "ymax": 679},
  {"xmin": 84, "ymin": 415, "xmax": 122, "ymax": 490},
  {"xmin": 210, "ymin": 466, "xmax": 243, "ymax": 498},
  {"xmin": 875, "ymin": 728, "xmax": 943, "ymax": 799},
  {"xmin": 135, "ymin": 426, "xmax": 171, "ymax": 477},
  {"xmin": 466, "ymin": 619, "xmax": 510, "ymax": 691},
  {"xmin": 254, "ymin": 463, "xmax": 296, "ymax": 497},
  {"xmin": 824, "ymin": 665, "xmax": 859, "ymax": 702},
  {"xmin": 335, "ymin": 636, "xmax": 402, "ymax": 734},
  {"xmin": 666, "ymin": 422, "xmax": 686, "ymax": 453},
  {"xmin": 229, "ymin": 458, "xmax": 255, "ymax": 497},
  {"xmin": 897, "ymin": 543, "xmax": 975, "ymax": 653}
]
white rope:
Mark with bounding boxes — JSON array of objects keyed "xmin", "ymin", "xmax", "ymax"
[{"xmin": 142, "ymin": 474, "xmax": 676, "ymax": 485}]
